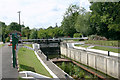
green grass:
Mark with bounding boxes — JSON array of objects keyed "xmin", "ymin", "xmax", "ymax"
[
  {"xmin": 75, "ymin": 44, "xmax": 119, "ymax": 53},
  {"xmin": 75, "ymin": 44, "xmax": 89, "ymax": 48},
  {"xmin": 18, "ymin": 47, "xmax": 52, "ymax": 77},
  {"xmin": 21, "ymin": 37, "xmax": 27, "ymax": 39},
  {"xmin": 85, "ymin": 40, "xmax": 119, "ymax": 47},
  {"xmin": 23, "ymin": 44, "xmax": 32, "ymax": 48},
  {"xmin": 0, "ymin": 44, "xmax": 5, "ymax": 48},
  {"xmin": 92, "ymin": 46, "xmax": 120, "ymax": 53}
]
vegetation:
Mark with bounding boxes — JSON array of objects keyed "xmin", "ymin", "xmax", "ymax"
[
  {"xmin": 75, "ymin": 44, "xmax": 89, "ymax": 48},
  {"xmin": 23, "ymin": 44, "xmax": 32, "ymax": 48},
  {"xmin": 56, "ymin": 62, "xmax": 96, "ymax": 79},
  {"xmin": 92, "ymin": 46, "xmax": 119, "ymax": 53},
  {"xmin": 75, "ymin": 40, "xmax": 119, "ymax": 53},
  {"xmin": 18, "ymin": 47, "xmax": 52, "ymax": 77},
  {"xmin": 0, "ymin": 44, "xmax": 5, "ymax": 48},
  {"xmin": 85, "ymin": 40, "xmax": 119, "ymax": 47}
]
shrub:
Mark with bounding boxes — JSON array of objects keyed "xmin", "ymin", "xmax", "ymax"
[
  {"xmin": 88, "ymin": 35, "xmax": 107, "ymax": 40},
  {"xmin": 5, "ymin": 37, "xmax": 10, "ymax": 42},
  {"xmin": 73, "ymin": 33, "xmax": 82, "ymax": 38}
]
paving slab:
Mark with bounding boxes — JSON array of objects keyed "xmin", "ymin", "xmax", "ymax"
[{"xmin": 1, "ymin": 44, "xmax": 18, "ymax": 80}]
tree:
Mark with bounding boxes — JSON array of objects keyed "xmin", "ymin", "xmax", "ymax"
[
  {"xmin": 61, "ymin": 4, "xmax": 79, "ymax": 37},
  {"xmin": 8, "ymin": 22, "xmax": 21, "ymax": 32},
  {"xmin": 75, "ymin": 10, "xmax": 92, "ymax": 36},
  {"xmin": 38, "ymin": 29, "xmax": 47, "ymax": 39},
  {"xmin": 90, "ymin": 2, "xmax": 120, "ymax": 39},
  {"xmin": 21, "ymin": 27, "xmax": 30, "ymax": 39},
  {"xmin": 29, "ymin": 29, "xmax": 38, "ymax": 39},
  {"xmin": 0, "ymin": 21, "xmax": 7, "ymax": 41}
]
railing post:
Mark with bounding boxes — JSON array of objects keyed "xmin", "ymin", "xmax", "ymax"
[{"xmin": 108, "ymin": 51, "xmax": 110, "ymax": 56}]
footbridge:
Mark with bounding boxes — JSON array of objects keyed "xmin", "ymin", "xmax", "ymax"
[{"xmin": 19, "ymin": 37, "xmax": 88, "ymax": 42}]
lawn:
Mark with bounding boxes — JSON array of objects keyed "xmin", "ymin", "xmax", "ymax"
[
  {"xmin": 21, "ymin": 37, "xmax": 27, "ymax": 39},
  {"xmin": 75, "ymin": 44, "xmax": 89, "ymax": 48},
  {"xmin": 74, "ymin": 44, "xmax": 119, "ymax": 53},
  {"xmin": 92, "ymin": 46, "xmax": 120, "ymax": 53},
  {"xmin": 85, "ymin": 40, "xmax": 119, "ymax": 47},
  {"xmin": 0, "ymin": 44, "xmax": 5, "ymax": 48},
  {"xmin": 23, "ymin": 44, "xmax": 32, "ymax": 48},
  {"xmin": 18, "ymin": 47, "xmax": 52, "ymax": 77}
]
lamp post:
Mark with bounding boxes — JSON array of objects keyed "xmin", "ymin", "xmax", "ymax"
[{"xmin": 17, "ymin": 11, "xmax": 21, "ymax": 32}]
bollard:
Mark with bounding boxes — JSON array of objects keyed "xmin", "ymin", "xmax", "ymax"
[
  {"xmin": 108, "ymin": 51, "xmax": 110, "ymax": 56},
  {"xmin": 46, "ymin": 56, "xmax": 49, "ymax": 61}
]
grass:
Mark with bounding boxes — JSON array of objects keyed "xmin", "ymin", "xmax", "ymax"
[
  {"xmin": 23, "ymin": 44, "xmax": 32, "ymax": 48},
  {"xmin": 75, "ymin": 44, "xmax": 89, "ymax": 48},
  {"xmin": 85, "ymin": 40, "xmax": 119, "ymax": 47},
  {"xmin": 0, "ymin": 44, "xmax": 5, "ymax": 48},
  {"xmin": 92, "ymin": 46, "xmax": 120, "ymax": 53},
  {"xmin": 21, "ymin": 37, "xmax": 27, "ymax": 39},
  {"xmin": 75, "ymin": 44, "xmax": 119, "ymax": 53},
  {"xmin": 18, "ymin": 47, "xmax": 52, "ymax": 77}
]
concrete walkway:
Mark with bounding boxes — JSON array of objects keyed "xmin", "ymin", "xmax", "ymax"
[
  {"xmin": 37, "ymin": 51, "xmax": 73, "ymax": 80},
  {"xmin": 0, "ymin": 44, "xmax": 18, "ymax": 80}
]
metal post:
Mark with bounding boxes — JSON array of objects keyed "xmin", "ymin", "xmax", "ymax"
[
  {"xmin": 17, "ymin": 11, "xmax": 21, "ymax": 32},
  {"xmin": 12, "ymin": 34, "xmax": 16, "ymax": 68},
  {"xmin": 108, "ymin": 51, "xmax": 110, "ymax": 56}
]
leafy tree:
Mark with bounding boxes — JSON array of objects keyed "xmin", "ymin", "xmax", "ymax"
[
  {"xmin": 21, "ymin": 27, "xmax": 30, "ymax": 39},
  {"xmin": 38, "ymin": 29, "xmax": 47, "ymax": 39},
  {"xmin": 61, "ymin": 4, "xmax": 79, "ymax": 37},
  {"xmin": 8, "ymin": 22, "xmax": 21, "ymax": 32},
  {"xmin": 90, "ymin": 2, "xmax": 120, "ymax": 39},
  {"xmin": 75, "ymin": 11, "xmax": 92, "ymax": 36},
  {"xmin": 0, "ymin": 21, "xmax": 7, "ymax": 41},
  {"xmin": 29, "ymin": 29, "xmax": 38, "ymax": 39}
]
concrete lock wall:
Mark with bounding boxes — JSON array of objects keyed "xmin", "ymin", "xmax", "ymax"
[
  {"xmin": 60, "ymin": 42, "xmax": 120, "ymax": 79},
  {"xmin": 87, "ymin": 52, "xmax": 96, "ymax": 69}
]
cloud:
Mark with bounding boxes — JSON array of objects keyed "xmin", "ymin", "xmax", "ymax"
[{"xmin": 0, "ymin": 0, "xmax": 90, "ymax": 29}]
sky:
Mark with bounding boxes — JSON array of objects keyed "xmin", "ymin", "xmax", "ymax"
[{"xmin": 0, "ymin": 0, "xmax": 91, "ymax": 29}]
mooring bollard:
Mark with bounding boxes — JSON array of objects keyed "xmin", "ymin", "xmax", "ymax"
[
  {"xmin": 108, "ymin": 51, "xmax": 110, "ymax": 56},
  {"xmin": 46, "ymin": 56, "xmax": 49, "ymax": 61}
]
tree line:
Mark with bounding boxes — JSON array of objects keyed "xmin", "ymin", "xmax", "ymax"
[{"xmin": 0, "ymin": 2, "xmax": 120, "ymax": 42}]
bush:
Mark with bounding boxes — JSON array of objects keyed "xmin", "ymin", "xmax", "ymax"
[
  {"xmin": 88, "ymin": 35, "xmax": 107, "ymax": 40},
  {"xmin": 5, "ymin": 37, "xmax": 10, "ymax": 42},
  {"xmin": 73, "ymin": 33, "xmax": 82, "ymax": 38}
]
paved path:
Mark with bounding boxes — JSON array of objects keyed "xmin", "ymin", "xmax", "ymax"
[
  {"xmin": 0, "ymin": 44, "xmax": 18, "ymax": 80},
  {"xmin": 37, "ymin": 52, "xmax": 73, "ymax": 80},
  {"xmin": 0, "ymin": 42, "xmax": 3, "ymax": 44}
]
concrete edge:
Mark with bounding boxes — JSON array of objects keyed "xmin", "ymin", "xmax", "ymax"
[
  {"xmin": 19, "ymin": 71, "xmax": 51, "ymax": 78},
  {"xmin": 40, "ymin": 51, "xmax": 73, "ymax": 78},
  {"xmin": 40, "ymin": 48, "xmax": 73, "ymax": 79},
  {"xmin": 33, "ymin": 44, "xmax": 58, "ymax": 79},
  {"xmin": 49, "ymin": 60, "xmax": 73, "ymax": 79},
  {"xmin": 72, "ymin": 43, "xmax": 119, "ymax": 57}
]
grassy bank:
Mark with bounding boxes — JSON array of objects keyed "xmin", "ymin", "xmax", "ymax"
[
  {"xmin": 23, "ymin": 44, "xmax": 32, "ymax": 48},
  {"xmin": 74, "ymin": 44, "xmax": 119, "ymax": 53},
  {"xmin": 75, "ymin": 44, "xmax": 89, "ymax": 48},
  {"xmin": 0, "ymin": 44, "xmax": 5, "ymax": 48},
  {"xmin": 92, "ymin": 46, "xmax": 119, "ymax": 53},
  {"xmin": 85, "ymin": 40, "xmax": 119, "ymax": 47},
  {"xmin": 18, "ymin": 47, "xmax": 52, "ymax": 77}
]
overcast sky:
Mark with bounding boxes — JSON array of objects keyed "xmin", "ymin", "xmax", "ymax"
[{"xmin": 0, "ymin": 0, "xmax": 91, "ymax": 29}]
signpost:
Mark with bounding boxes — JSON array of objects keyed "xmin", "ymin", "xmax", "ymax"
[{"xmin": 12, "ymin": 33, "xmax": 18, "ymax": 68}]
